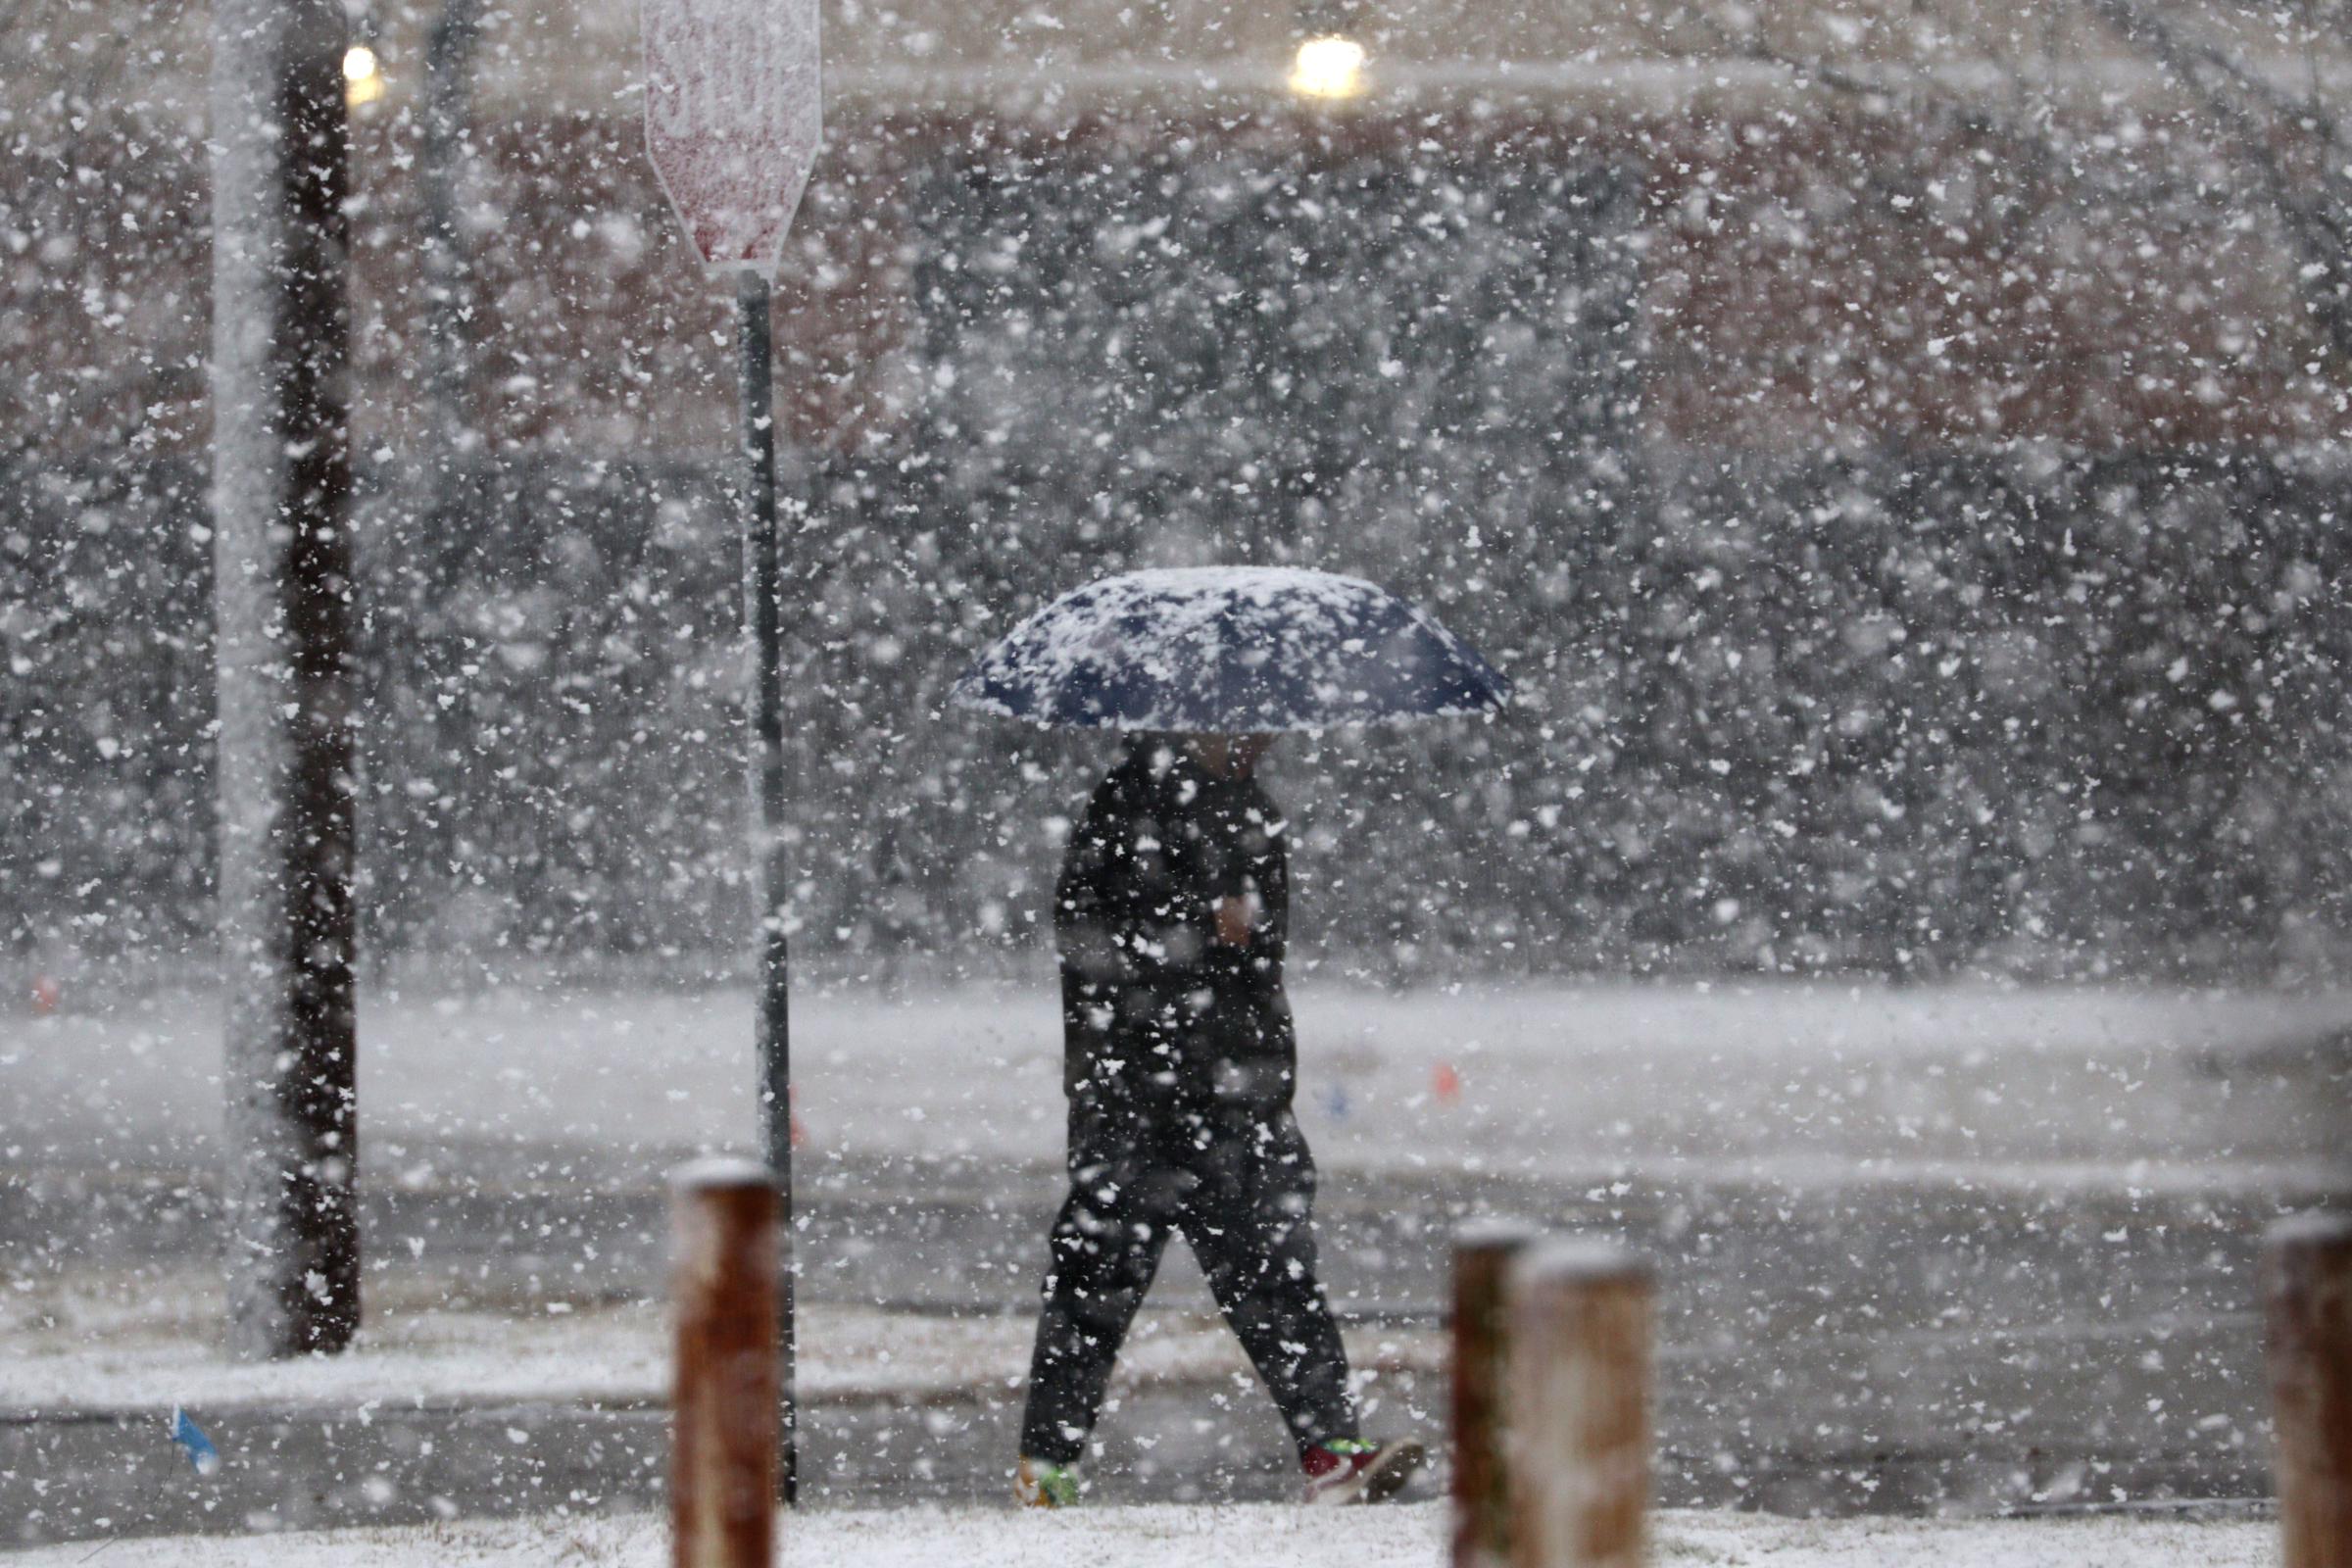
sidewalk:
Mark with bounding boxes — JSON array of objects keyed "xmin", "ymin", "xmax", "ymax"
[
  {"xmin": 1, "ymin": 1265, "xmax": 1445, "ymax": 1545},
  {"xmin": 1, "ymin": 1501, "xmax": 2281, "ymax": 1568},
  {"xmin": 1, "ymin": 1268, "xmax": 1442, "ymax": 1417}
]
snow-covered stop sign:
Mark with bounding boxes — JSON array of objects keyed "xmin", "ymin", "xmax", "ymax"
[{"xmin": 642, "ymin": 0, "xmax": 820, "ymax": 277}]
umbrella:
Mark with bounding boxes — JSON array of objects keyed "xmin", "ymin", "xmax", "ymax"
[{"xmin": 949, "ymin": 565, "xmax": 1510, "ymax": 733}]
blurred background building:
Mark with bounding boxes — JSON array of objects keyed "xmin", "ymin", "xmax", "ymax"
[{"xmin": 6, "ymin": 0, "xmax": 2350, "ymax": 984}]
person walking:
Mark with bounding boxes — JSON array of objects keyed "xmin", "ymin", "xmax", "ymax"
[{"xmin": 1013, "ymin": 731, "xmax": 1426, "ymax": 1508}]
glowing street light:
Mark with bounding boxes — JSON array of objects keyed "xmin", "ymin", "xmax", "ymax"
[
  {"xmin": 343, "ymin": 44, "xmax": 384, "ymax": 108},
  {"xmin": 1289, "ymin": 35, "xmax": 1366, "ymax": 100}
]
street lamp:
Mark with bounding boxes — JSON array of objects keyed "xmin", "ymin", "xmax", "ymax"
[
  {"xmin": 1289, "ymin": 35, "xmax": 1367, "ymax": 100},
  {"xmin": 343, "ymin": 44, "xmax": 385, "ymax": 108}
]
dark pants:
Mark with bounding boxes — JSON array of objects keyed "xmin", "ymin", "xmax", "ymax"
[{"xmin": 1018, "ymin": 1100, "xmax": 1358, "ymax": 1466}]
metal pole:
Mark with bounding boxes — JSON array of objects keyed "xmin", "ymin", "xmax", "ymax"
[
  {"xmin": 736, "ymin": 267, "xmax": 796, "ymax": 1504},
  {"xmin": 210, "ymin": 0, "xmax": 363, "ymax": 1360}
]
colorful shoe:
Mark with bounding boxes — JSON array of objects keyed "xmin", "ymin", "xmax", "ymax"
[
  {"xmin": 1015, "ymin": 1455, "xmax": 1083, "ymax": 1509},
  {"xmin": 1301, "ymin": 1437, "xmax": 1426, "ymax": 1505}
]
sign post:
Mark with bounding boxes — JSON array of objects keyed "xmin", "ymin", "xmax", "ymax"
[{"xmin": 643, "ymin": 0, "xmax": 821, "ymax": 1504}]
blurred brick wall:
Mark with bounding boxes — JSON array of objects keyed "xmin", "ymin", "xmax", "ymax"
[{"xmin": 1, "ymin": 90, "xmax": 2330, "ymax": 477}]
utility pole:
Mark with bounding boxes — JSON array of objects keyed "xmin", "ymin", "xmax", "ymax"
[{"xmin": 209, "ymin": 0, "xmax": 363, "ymax": 1358}]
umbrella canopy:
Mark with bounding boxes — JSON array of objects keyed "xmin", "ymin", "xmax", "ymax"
[{"xmin": 949, "ymin": 566, "xmax": 1510, "ymax": 733}]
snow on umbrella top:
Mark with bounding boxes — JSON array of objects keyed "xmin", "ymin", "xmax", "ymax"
[{"xmin": 950, "ymin": 566, "xmax": 1511, "ymax": 733}]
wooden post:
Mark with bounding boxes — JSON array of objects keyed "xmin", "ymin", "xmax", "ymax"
[
  {"xmin": 1454, "ymin": 1219, "xmax": 1543, "ymax": 1568},
  {"xmin": 2270, "ymin": 1211, "xmax": 2352, "ymax": 1568},
  {"xmin": 1503, "ymin": 1240, "xmax": 1651, "ymax": 1568},
  {"xmin": 673, "ymin": 1161, "xmax": 779, "ymax": 1568}
]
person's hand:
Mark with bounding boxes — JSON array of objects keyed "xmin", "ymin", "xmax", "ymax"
[{"xmin": 1213, "ymin": 895, "xmax": 1256, "ymax": 947}]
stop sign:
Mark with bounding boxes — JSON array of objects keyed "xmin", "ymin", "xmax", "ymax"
[{"xmin": 643, "ymin": 0, "xmax": 821, "ymax": 276}]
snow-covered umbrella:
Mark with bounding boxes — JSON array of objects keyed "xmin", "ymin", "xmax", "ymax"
[{"xmin": 949, "ymin": 566, "xmax": 1510, "ymax": 733}]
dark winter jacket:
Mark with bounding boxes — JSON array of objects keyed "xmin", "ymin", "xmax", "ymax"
[{"xmin": 1054, "ymin": 740, "xmax": 1296, "ymax": 1113}]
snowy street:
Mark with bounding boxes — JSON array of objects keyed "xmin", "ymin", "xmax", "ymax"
[
  {"xmin": 5, "ymin": 980, "xmax": 2344, "ymax": 1543},
  {"xmin": 12, "ymin": 979, "xmax": 2346, "ymax": 1187}
]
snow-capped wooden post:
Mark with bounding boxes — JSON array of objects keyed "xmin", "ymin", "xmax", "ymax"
[
  {"xmin": 1453, "ymin": 1218, "xmax": 1542, "ymax": 1568},
  {"xmin": 2269, "ymin": 1211, "xmax": 2352, "ymax": 1568},
  {"xmin": 1504, "ymin": 1240, "xmax": 1651, "ymax": 1568},
  {"xmin": 672, "ymin": 1161, "xmax": 780, "ymax": 1568}
]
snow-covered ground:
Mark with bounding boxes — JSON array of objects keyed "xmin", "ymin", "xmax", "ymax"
[
  {"xmin": 5, "ymin": 979, "xmax": 2339, "ymax": 1544},
  {"xmin": 0, "ymin": 1283, "xmax": 1435, "ymax": 1415},
  {"xmin": 0, "ymin": 1502, "xmax": 2278, "ymax": 1568},
  {"xmin": 8, "ymin": 980, "xmax": 2347, "ymax": 1190}
]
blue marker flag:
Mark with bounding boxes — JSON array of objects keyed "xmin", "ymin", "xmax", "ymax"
[{"xmin": 168, "ymin": 1406, "xmax": 220, "ymax": 1476}]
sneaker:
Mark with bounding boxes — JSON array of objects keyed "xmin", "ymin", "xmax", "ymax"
[
  {"xmin": 1015, "ymin": 1455, "xmax": 1082, "ymax": 1509},
  {"xmin": 1301, "ymin": 1437, "xmax": 1426, "ymax": 1506}
]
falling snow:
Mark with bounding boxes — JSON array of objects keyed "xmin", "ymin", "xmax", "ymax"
[{"xmin": 4, "ymin": 0, "xmax": 2351, "ymax": 1556}]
